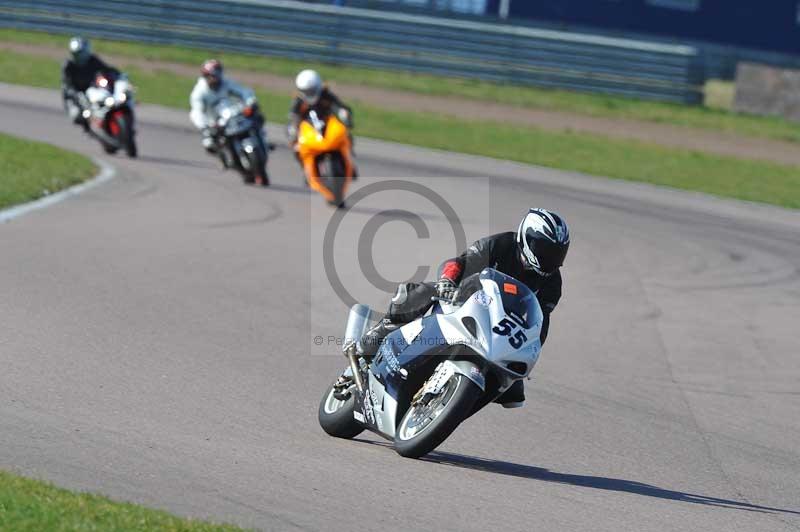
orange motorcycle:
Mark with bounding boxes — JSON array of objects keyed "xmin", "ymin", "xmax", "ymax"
[{"xmin": 296, "ymin": 110, "xmax": 354, "ymax": 207}]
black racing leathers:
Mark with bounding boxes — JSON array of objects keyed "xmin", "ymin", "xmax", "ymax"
[
  {"xmin": 62, "ymin": 55, "xmax": 120, "ymax": 96},
  {"xmin": 438, "ymin": 231, "xmax": 562, "ymax": 344},
  {"xmin": 370, "ymin": 231, "xmax": 561, "ymax": 354},
  {"xmin": 287, "ymin": 87, "xmax": 351, "ymax": 142}
]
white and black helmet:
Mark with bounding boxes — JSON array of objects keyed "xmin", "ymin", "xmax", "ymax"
[
  {"xmin": 517, "ymin": 208, "xmax": 570, "ymax": 276},
  {"xmin": 295, "ymin": 69, "xmax": 323, "ymax": 105}
]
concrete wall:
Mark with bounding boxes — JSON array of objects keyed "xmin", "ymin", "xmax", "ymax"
[{"xmin": 733, "ymin": 63, "xmax": 800, "ymax": 122}]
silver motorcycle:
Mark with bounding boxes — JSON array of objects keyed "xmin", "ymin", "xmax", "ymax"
[
  {"xmin": 212, "ymin": 98, "xmax": 270, "ymax": 186},
  {"xmin": 318, "ymin": 268, "xmax": 544, "ymax": 458}
]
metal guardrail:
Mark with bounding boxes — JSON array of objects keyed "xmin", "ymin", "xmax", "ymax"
[{"xmin": 0, "ymin": 0, "xmax": 704, "ymax": 104}]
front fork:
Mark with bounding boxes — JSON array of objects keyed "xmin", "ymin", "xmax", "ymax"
[{"xmin": 345, "ymin": 344, "xmax": 365, "ymax": 393}]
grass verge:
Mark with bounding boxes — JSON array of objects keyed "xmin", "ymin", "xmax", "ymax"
[
  {"xmin": 0, "ymin": 132, "xmax": 96, "ymax": 210},
  {"xmin": 2, "ymin": 49, "xmax": 799, "ymax": 209},
  {"xmin": 0, "ymin": 470, "xmax": 247, "ymax": 531},
  {"xmin": 2, "ymin": 28, "xmax": 800, "ymax": 143}
]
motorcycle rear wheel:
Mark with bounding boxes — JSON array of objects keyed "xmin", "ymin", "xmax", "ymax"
[
  {"xmin": 318, "ymin": 378, "xmax": 364, "ymax": 439},
  {"xmin": 394, "ymin": 373, "xmax": 481, "ymax": 459}
]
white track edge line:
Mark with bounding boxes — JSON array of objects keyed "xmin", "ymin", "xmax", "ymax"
[{"xmin": 0, "ymin": 158, "xmax": 116, "ymax": 224}]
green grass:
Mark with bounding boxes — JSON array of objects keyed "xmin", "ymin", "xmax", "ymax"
[
  {"xmin": 0, "ymin": 470, "xmax": 248, "ymax": 531},
  {"xmin": 354, "ymin": 107, "xmax": 800, "ymax": 208},
  {"xmin": 2, "ymin": 49, "xmax": 799, "ymax": 209},
  {"xmin": 3, "ymin": 28, "xmax": 800, "ymax": 143},
  {"xmin": 0, "ymin": 132, "xmax": 96, "ymax": 210}
]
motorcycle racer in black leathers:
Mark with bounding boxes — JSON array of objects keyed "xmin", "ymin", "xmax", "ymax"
[
  {"xmin": 355, "ymin": 208, "xmax": 570, "ymax": 408},
  {"xmin": 61, "ymin": 37, "xmax": 120, "ymax": 130}
]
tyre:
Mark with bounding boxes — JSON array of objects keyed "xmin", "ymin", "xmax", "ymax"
[
  {"xmin": 318, "ymin": 153, "xmax": 346, "ymax": 206},
  {"xmin": 318, "ymin": 378, "xmax": 364, "ymax": 439},
  {"xmin": 116, "ymin": 114, "xmax": 137, "ymax": 158},
  {"xmin": 394, "ymin": 373, "xmax": 482, "ymax": 459},
  {"xmin": 124, "ymin": 122, "xmax": 137, "ymax": 158},
  {"xmin": 248, "ymin": 150, "xmax": 269, "ymax": 186}
]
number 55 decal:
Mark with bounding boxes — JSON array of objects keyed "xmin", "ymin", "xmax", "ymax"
[{"xmin": 492, "ymin": 311, "xmax": 528, "ymax": 349}]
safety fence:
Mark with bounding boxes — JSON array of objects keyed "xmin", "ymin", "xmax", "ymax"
[{"xmin": 0, "ymin": 0, "xmax": 705, "ymax": 104}]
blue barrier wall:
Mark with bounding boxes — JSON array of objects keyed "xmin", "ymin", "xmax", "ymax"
[
  {"xmin": 0, "ymin": 0, "xmax": 704, "ymax": 104},
  {"xmin": 486, "ymin": 0, "xmax": 800, "ymax": 56}
]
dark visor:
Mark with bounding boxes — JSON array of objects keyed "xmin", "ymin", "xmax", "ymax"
[{"xmin": 528, "ymin": 237, "xmax": 568, "ymax": 274}]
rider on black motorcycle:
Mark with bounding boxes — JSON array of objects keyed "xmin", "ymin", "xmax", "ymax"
[
  {"xmin": 190, "ymin": 59, "xmax": 265, "ymax": 164},
  {"xmin": 61, "ymin": 37, "xmax": 120, "ymax": 131},
  {"xmin": 354, "ymin": 208, "xmax": 570, "ymax": 408}
]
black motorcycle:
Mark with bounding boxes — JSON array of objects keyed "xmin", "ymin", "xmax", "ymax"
[{"xmin": 213, "ymin": 99, "xmax": 271, "ymax": 186}]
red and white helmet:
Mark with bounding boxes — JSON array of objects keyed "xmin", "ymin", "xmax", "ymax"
[{"xmin": 201, "ymin": 59, "xmax": 223, "ymax": 89}]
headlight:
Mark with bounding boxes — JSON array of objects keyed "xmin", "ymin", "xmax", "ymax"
[
  {"xmin": 118, "ymin": 93, "xmax": 127, "ymax": 103},
  {"xmin": 104, "ymin": 96, "xmax": 115, "ymax": 107}
]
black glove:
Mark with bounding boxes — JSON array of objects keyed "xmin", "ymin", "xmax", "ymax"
[{"xmin": 434, "ymin": 278, "xmax": 457, "ymax": 301}]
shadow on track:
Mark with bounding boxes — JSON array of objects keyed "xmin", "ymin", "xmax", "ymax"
[
  {"xmin": 343, "ymin": 205, "xmax": 467, "ymax": 225},
  {"xmin": 260, "ymin": 183, "xmax": 312, "ymax": 196},
  {"xmin": 354, "ymin": 439, "xmax": 799, "ymax": 516},
  {"xmin": 136, "ymin": 155, "xmax": 212, "ymax": 169}
]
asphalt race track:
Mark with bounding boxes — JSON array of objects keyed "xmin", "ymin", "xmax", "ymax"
[{"xmin": 1, "ymin": 83, "xmax": 799, "ymax": 531}]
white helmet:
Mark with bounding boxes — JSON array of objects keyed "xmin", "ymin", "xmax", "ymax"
[
  {"xmin": 516, "ymin": 208, "xmax": 570, "ymax": 276},
  {"xmin": 295, "ymin": 69, "xmax": 322, "ymax": 105}
]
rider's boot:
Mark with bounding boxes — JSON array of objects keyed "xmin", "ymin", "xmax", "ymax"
[
  {"xmin": 333, "ymin": 366, "xmax": 355, "ymax": 400},
  {"xmin": 495, "ymin": 380, "xmax": 525, "ymax": 409}
]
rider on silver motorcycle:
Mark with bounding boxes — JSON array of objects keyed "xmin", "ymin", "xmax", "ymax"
[
  {"xmin": 189, "ymin": 59, "xmax": 265, "ymax": 161},
  {"xmin": 354, "ymin": 208, "xmax": 570, "ymax": 408}
]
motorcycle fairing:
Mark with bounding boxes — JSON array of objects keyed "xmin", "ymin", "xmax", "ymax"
[
  {"xmin": 351, "ymin": 268, "xmax": 544, "ymax": 439},
  {"xmin": 352, "ymin": 316, "xmax": 449, "ymax": 439}
]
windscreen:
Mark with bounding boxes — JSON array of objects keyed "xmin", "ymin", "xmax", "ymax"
[
  {"xmin": 452, "ymin": 273, "xmax": 484, "ymax": 306},
  {"xmin": 480, "ymin": 269, "xmax": 539, "ymax": 329}
]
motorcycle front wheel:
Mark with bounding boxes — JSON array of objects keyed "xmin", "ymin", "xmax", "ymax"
[
  {"xmin": 394, "ymin": 373, "xmax": 482, "ymax": 459},
  {"xmin": 318, "ymin": 153, "xmax": 346, "ymax": 206},
  {"xmin": 318, "ymin": 378, "xmax": 363, "ymax": 439},
  {"xmin": 114, "ymin": 113, "xmax": 137, "ymax": 158},
  {"xmin": 245, "ymin": 149, "xmax": 269, "ymax": 186}
]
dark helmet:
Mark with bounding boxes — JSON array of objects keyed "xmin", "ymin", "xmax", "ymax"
[
  {"xmin": 201, "ymin": 59, "xmax": 223, "ymax": 90},
  {"xmin": 516, "ymin": 208, "xmax": 570, "ymax": 276},
  {"xmin": 69, "ymin": 36, "xmax": 91, "ymax": 65}
]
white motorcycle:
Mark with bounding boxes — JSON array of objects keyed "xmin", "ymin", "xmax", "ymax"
[
  {"xmin": 84, "ymin": 72, "xmax": 137, "ymax": 157},
  {"xmin": 318, "ymin": 268, "xmax": 544, "ymax": 458}
]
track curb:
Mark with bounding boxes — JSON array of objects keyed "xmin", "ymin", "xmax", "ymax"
[{"xmin": 0, "ymin": 157, "xmax": 116, "ymax": 224}]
